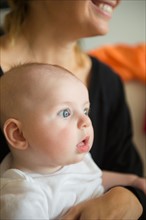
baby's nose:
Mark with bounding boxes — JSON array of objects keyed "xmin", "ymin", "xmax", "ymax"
[{"xmin": 78, "ymin": 114, "xmax": 91, "ymax": 128}]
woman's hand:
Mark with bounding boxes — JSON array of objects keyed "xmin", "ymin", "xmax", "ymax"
[
  {"xmin": 132, "ymin": 177, "xmax": 146, "ymax": 195},
  {"xmin": 61, "ymin": 187, "xmax": 142, "ymax": 220}
]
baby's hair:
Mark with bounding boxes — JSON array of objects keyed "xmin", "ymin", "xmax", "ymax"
[{"xmin": 0, "ymin": 62, "xmax": 81, "ymax": 128}]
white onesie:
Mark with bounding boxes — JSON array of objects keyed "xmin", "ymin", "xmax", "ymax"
[{"xmin": 0, "ymin": 153, "xmax": 104, "ymax": 220}]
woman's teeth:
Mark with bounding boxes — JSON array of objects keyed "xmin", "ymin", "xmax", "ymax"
[{"xmin": 99, "ymin": 4, "xmax": 113, "ymax": 14}]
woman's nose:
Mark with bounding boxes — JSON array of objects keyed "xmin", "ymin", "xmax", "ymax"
[{"xmin": 78, "ymin": 114, "xmax": 91, "ymax": 129}]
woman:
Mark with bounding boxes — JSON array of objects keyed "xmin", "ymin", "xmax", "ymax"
[{"xmin": 0, "ymin": 0, "xmax": 145, "ymax": 219}]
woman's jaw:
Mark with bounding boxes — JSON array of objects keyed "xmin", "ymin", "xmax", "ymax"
[{"xmin": 86, "ymin": 0, "xmax": 120, "ymax": 36}]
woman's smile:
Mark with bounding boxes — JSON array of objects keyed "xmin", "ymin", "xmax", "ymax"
[{"xmin": 91, "ymin": 0, "xmax": 119, "ymax": 18}]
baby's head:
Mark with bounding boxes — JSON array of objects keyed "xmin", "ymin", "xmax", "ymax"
[
  {"xmin": 0, "ymin": 63, "xmax": 94, "ymax": 172},
  {"xmin": 0, "ymin": 63, "xmax": 76, "ymax": 128}
]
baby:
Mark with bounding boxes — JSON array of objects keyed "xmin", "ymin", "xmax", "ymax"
[{"xmin": 0, "ymin": 63, "xmax": 145, "ymax": 219}]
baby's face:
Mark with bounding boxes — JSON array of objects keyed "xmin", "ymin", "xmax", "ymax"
[{"xmin": 22, "ymin": 75, "xmax": 94, "ymax": 170}]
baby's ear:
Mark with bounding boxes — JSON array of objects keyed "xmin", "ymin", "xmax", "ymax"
[{"xmin": 3, "ymin": 119, "xmax": 28, "ymax": 150}]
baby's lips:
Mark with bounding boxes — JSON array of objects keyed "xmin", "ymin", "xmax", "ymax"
[{"xmin": 76, "ymin": 136, "xmax": 90, "ymax": 153}]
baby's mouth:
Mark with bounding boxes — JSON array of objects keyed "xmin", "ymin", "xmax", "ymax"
[{"xmin": 76, "ymin": 136, "xmax": 90, "ymax": 153}]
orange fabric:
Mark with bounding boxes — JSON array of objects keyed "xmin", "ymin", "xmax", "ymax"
[{"xmin": 88, "ymin": 43, "xmax": 146, "ymax": 84}]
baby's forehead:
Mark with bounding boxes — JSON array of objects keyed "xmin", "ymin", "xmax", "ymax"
[
  {"xmin": 6, "ymin": 63, "xmax": 77, "ymax": 83},
  {"xmin": 1, "ymin": 64, "xmax": 85, "ymax": 101}
]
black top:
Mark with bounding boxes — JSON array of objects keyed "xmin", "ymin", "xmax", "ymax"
[
  {"xmin": 0, "ymin": 0, "xmax": 9, "ymax": 9},
  {"xmin": 88, "ymin": 57, "xmax": 143, "ymax": 175},
  {"xmin": 0, "ymin": 67, "xmax": 9, "ymax": 160},
  {"xmin": 0, "ymin": 57, "xmax": 145, "ymax": 218}
]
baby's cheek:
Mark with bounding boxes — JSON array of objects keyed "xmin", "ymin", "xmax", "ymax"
[{"xmin": 63, "ymin": 127, "xmax": 74, "ymax": 138}]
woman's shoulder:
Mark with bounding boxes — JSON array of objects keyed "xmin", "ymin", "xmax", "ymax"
[
  {"xmin": 0, "ymin": 36, "xmax": 4, "ymax": 75},
  {"xmin": 90, "ymin": 55, "xmax": 121, "ymax": 81},
  {"xmin": 0, "ymin": 66, "xmax": 4, "ymax": 76},
  {"xmin": 90, "ymin": 55, "xmax": 123, "ymax": 90},
  {"xmin": 0, "ymin": 35, "xmax": 10, "ymax": 72},
  {"xmin": 0, "ymin": 34, "xmax": 20, "ymax": 72},
  {"xmin": 89, "ymin": 56, "xmax": 125, "ymax": 106}
]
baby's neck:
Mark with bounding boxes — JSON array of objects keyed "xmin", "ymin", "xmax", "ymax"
[{"xmin": 10, "ymin": 155, "xmax": 63, "ymax": 174}]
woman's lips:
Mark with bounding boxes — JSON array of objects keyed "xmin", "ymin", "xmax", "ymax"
[
  {"xmin": 91, "ymin": 0, "xmax": 118, "ymax": 18},
  {"xmin": 76, "ymin": 136, "xmax": 90, "ymax": 153},
  {"xmin": 92, "ymin": 0, "xmax": 118, "ymax": 8}
]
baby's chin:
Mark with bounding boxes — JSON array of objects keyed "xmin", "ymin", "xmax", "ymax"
[{"xmin": 68, "ymin": 153, "xmax": 88, "ymax": 165}]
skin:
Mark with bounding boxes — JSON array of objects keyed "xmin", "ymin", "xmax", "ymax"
[
  {"xmin": 0, "ymin": 0, "xmax": 144, "ymax": 219},
  {"xmin": 1, "ymin": 64, "xmax": 93, "ymax": 173},
  {"xmin": 102, "ymin": 171, "xmax": 146, "ymax": 194},
  {"xmin": 62, "ymin": 187, "xmax": 142, "ymax": 220}
]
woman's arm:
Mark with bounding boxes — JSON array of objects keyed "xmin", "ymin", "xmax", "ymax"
[
  {"xmin": 61, "ymin": 186, "xmax": 143, "ymax": 220},
  {"xmin": 102, "ymin": 171, "xmax": 146, "ymax": 194}
]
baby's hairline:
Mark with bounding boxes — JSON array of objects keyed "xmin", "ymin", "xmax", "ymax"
[
  {"xmin": 4, "ymin": 62, "xmax": 77, "ymax": 79},
  {"xmin": 1, "ymin": 62, "xmax": 84, "ymax": 99}
]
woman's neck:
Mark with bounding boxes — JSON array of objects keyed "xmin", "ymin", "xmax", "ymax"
[
  {"xmin": 20, "ymin": 14, "xmax": 92, "ymax": 77},
  {"xmin": 18, "ymin": 28, "xmax": 91, "ymax": 84},
  {"xmin": 21, "ymin": 13, "xmax": 78, "ymax": 66},
  {"xmin": 23, "ymin": 33, "xmax": 78, "ymax": 71},
  {"xmin": 1, "ymin": 18, "xmax": 92, "ymax": 86}
]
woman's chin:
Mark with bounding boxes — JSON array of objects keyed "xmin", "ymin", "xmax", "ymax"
[{"xmin": 85, "ymin": 23, "xmax": 109, "ymax": 38}]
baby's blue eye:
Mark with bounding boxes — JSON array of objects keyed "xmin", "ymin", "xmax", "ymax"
[
  {"xmin": 58, "ymin": 108, "xmax": 71, "ymax": 118},
  {"xmin": 84, "ymin": 108, "xmax": 89, "ymax": 116}
]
